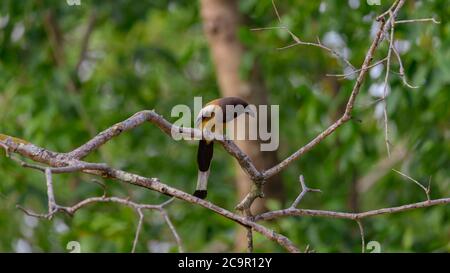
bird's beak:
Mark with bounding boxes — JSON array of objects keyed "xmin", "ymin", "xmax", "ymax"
[{"xmin": 245, "ymin": 108, "xmax": 256, "ymax": 118}]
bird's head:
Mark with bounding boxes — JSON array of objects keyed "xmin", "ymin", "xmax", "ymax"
[{"xmin": 195, "ymin": 97, "xmax": 255, "ymax": 132}]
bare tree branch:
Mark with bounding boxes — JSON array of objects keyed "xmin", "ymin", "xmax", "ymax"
[
  {"xmin": 15, "ymin": 167, "xmax": 182, "ymax": 253},
  {"xmin": 254, "ymin": 198, "xmax": 450, "ymax": 222},
  {"xmin": 262, "ymin": 18, "xmax": 387, "ymax": 178},
  {"xmin": 263, "ymin": 0, "xmax": 407, "ymax": 179},
  {"xmin": 0, "ymin": 137, "xmax": 300, "ymax": 253}
]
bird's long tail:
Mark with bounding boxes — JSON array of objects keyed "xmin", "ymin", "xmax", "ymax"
[{"xmin": 194, "ymin": 140, "xmax": 214, "ymax": 199}]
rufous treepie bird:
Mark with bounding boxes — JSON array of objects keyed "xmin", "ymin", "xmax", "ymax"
[{"xmin": 193, "ymin": 97, "xmax": 255, "ymax": 199}]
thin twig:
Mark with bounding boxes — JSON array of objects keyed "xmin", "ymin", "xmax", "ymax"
[
  {"xmin": 392, "ymin": 169, "xmax": 431, "ymax": 201},
  {"xmin": 291, "ymin": 175, "xmax": 321, "ymax": 208},
  {"xmin": 160, "ymin": 209, "xmax": 184, "ymax": 253},
  {"xmin": 386, "ymin": 29, "xmax": 419, "ymax": 89},
  {"xmin": 270, "ymin": 0, "xmax": 282, "ymax": 24},
  {"xmin": 356, "ymin": 220, "xmax": 365, "ymax": 253},
  {"xmin": 377, "ymin": 0, "xmax": 400, "ymax": 21},
  {"xmin": 132, "ymin": 209, "xmax": 144, "ymax": 253},
  {"xmin": 382, "ymin": 13, "xmax": 395, "ymax": 158},
  {"xmin": 396, "ymin": 18, "xmax": 440, "ymax": 24},
  {"xmin": 326, "ymin": 57, "xmax": 387, "ymax": 79}
]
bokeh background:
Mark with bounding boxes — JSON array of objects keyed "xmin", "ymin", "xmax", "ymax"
[{"xmin": 0, "ymin": 0, "xmax": 449, "ymax": 252}]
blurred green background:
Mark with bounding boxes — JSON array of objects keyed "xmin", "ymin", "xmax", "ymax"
[{"xmin": 0, "ymin": 0, "xmax": 449, "ymax": 252}]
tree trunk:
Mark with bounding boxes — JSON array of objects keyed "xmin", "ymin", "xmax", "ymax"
[{"xmin": 200, "ymin": 0, "xmax": 284, "ymax": 251}]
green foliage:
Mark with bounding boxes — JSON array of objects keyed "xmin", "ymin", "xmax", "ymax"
[{"xmin": 0, "ymin": 0, "xmax": 448, "ymax": 252}]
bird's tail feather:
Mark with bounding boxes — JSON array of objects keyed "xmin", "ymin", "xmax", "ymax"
[
  {"xmin": 194, "ymin": 170, "xmax": 210, "ymax": 199},
  {"xmin": 194, "ymin": 140, "xmax": 214, "ymax": 199}
]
